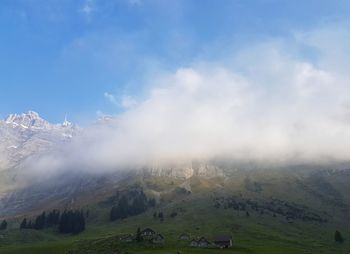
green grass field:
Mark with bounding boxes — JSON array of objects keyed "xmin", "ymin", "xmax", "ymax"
[
  {"xmin": 1, "ymin": 198, "xmax": 349, "ymax": 254},
  {"xmin": 1, "ymin": 174, "xmax": 350, "ymax": 254}
]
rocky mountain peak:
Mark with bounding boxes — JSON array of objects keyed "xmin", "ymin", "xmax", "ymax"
[
  {"xmin": 4, "ymin": 111, "xmax": 49, "ymax": 129},
  {"xmin": 62, "ymin": 114, "xmax": 74, "ymax": 128},
  {"xmin": 0, "ymin": 111, "xmax": 81, "ymax": 170},
  {"xmin": 3, "ymin": 111, "xmax": 79, "ymax": 131}
]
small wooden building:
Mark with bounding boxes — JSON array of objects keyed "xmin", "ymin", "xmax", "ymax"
[
  {"xmin": 179, "ymin": 233, "xmax": 190, "ymax": 241},
  {"xmin": 152, "ymin": 234, "xmax": 165, "ymax": 244},
  {"xmin": 190, "ymin": 237, "xmax": 211, "ymax": 248},
  {"xmin": 190, "ymin": 239, "xmax": 199, "ymax": 247},
  {"xmin": 141, "ymin": 227, "xmax": 156, "ymax": 237},
  {"xmin": 198, "ymin": 237, "xmax": 210, "ymax": 248},
  {"xmin": 213, "ymin": 235, "xmax": 233, "ymax": 248}
]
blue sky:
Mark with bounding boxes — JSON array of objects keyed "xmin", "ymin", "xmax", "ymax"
[{"xmin": 1, "ymin": 0, "xmax": 350, "ymax": 124}]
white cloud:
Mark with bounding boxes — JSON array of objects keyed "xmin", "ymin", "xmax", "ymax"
[
  {"xmin": 80, "ymin": 0, "xmax": 94, "ymax": 17},
  {"xmin": 121, "ymin": 95, "xmax": 137, "ymax": 109},
  {"xmin": 104, "ymin": 92, "xmax": 137, "ymax": 109},
  {"xmin": 25, "ymin": 23, "xmax": 350, "ymax": 173},
  {"xmin": 90, "ymin": 26, "xmax": 350, "ymax": 165},
  {"xmin": 104, "ymin": 92, "xmax": 118, "ymax": 105},
  {"xmin": 96, "ymin": 110, "xmax": 109, "ymax": 119}
]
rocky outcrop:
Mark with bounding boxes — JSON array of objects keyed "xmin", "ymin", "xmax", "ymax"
[
  {"xmin": 0, "ymin": 111, "xmax": 79, "ymax": 170},
  {"xmin": 144, "ymin": 159, "xmax": 227, "ymax": 179}
]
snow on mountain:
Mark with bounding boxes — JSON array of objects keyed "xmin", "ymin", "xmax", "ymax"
[
  {"xmin": 0, "ymin": 111, "xmax": 226, "ymax": 217},
  {"xmin": 0, "ymin": 111, "xmax": 80, "ymax": 170},
  {"xmin": 0, "ymin": 111, "xmax": 230, "ymax": 178}
]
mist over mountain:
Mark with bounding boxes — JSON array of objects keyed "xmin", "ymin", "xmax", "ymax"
[
  {"xmin": 36, "ymin": 31, "xmax": 350, "ymax": 174},
  {"xmin": 3, "ymin": 46, "xmax": 350, "ymax": 178},
  {"xmin": 2, "ymin": 25, "xmax": 350, "ymax": 179},
  {"xmin": 3, "ymin": 102, "xmax": 350, "ymax": 218},
  {"xmin": 1, "ymin": 24, "xmax": 350, "ymax": 227},
  {"xmin": 3, "ymin": 1, "xmax": 350, "ymax": 253}
]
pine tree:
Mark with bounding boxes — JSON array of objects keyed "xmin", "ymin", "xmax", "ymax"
[
  {"xmin": 335, "ymin": 230, "xmax": 344, "ymax": 243},
  {"xmin": 130, "ymin": 195, "xmax": 147, "ymax": 216},
  {"xmin": 136, "ymin": 227, "xmax": 142, "ymax": 242},
  {"xmin": 110, "ymin": 191, "xmax": 150, "ymax": 222},
  {"xmin": 34, "ymin": 212, "xmax": 46, "ymax": 230},
  {"xmin": 80, "ymin": 210, "xmax": 86, "ymax": 232},
  {"xmin": 27, "ymin": 220, "xmax": 33, "ymax": 229},
  {"xmin": 47, "ymin": 210, "xmax": 54, "ymax": 226},
  {"xmin": 110, "ymin": 206, "xmax": 118, "ymax": 221},
  {"xmin": 20, "ymin": 218, "xmax": 27, "ymax": 229},
  {"xmin": 46, "ymin": 210, "xmax": 60, "ymax": 226},
  {"xmin": 119, "ymin": 196, "xmax": 129, "ymax": 219},
  {"xmin": 72, "ymin": 210, "xmax": 85, "ymax": 234},
  {"xmin": 170, "ymin": 211, "xmax": 177, "ymax": 218},
  {"xmin": 148, "ymin": 198, "xmax": 156, "ymax": 207},
  {"xmin": 61, "ymin": 211, "xmax": 68, "ymax": 233},
  {"xmin": 158, "ymin": 212, "xmax": 164, "ymax": 222},
  {"xmin": 58, "ymin": 209, "xmax": 85, "ymax": 234},
  {"xmin": 53, "ymin": 210, "xmax": 60, "ymax": 225},
  {"xmin": 0, "ymin": 220, "xmax": 7, "ymax": 230}
]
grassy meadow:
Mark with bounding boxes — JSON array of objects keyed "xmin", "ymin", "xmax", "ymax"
[{"xmin": 1, "ymin": 174, "xmax": 349, "ymax": 254}]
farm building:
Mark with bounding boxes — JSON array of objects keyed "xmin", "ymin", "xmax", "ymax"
[
  {"xmin": 190, "ymin": 237, "xmax": 211, "ymax": 248},
  {"xmin": 190, "ymin": 239, "xmax": 199, "ymax": 247},
  {"xmin": 213, "ymin": 235, "xmax": 233, "ymax": 248},
  {"xmin": 152, "ymin": 234, "xmax": 165, "ymax": 244},
  {"xmin": 179, "ymin": 233, "xmax": 190, "ymax": 241},
  {"xmin": 198, "ymin": 237, "xmax": 211, "ymax": 248},
  {"xmin": 141, "ymin": 228, "xmax": 156, "ymax": 237}
]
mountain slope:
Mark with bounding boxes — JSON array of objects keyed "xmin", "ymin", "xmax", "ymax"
[
  {"xmin": 0, "ymin": 112, "xmax": 350, "ymax": 253},
  {"xmin": 1, "ymin": 167, "xmax": 350, "ymax": 254}
]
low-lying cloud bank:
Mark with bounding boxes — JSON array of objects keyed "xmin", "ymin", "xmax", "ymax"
[{"xmin": 27, "ymin": 24, "xmax": 350, "ymax": 174}]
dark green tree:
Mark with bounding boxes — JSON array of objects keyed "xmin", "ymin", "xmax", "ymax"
[
  {"xmin": 335, "ymin": 230, "xmax": 344, "ymax": 243},
  {"xmin": 118, "ymin": 196, "xmax": 129, "ymax": 219},
  {"xmin": 110, "ymin": 206, "xmax": 118, "ymax": 221},
  {"xmin": 46, "ymin": 210, "xmax": 60, "ymax": 226},
  {"xmin": 34, "ymin": 212, "xmax": 46, "ymax": 230},
  {"xmin": 158, "ymin": 211, "xmax": 164, "ymax": 222},
  {"xmin": 27, "ymin": 220, "xmax": 33, "ymax": 229},
  {"xmin": 72, "ymin": 210, "xmax": 85, "ymax": 234},
  {"xmin": 20, "ymin": 218, "xmax": 27, "ymax": 229},
  {"xmin": 148, "ymin": 198, "xmax": 156, "ymax": 207},
  {"xmin": 110, "ymin": 190, "xmax": 152, "ymax": 222},
  {"xmin": 58, "ymin": 209, "xmax": 85, "ymax": 234},
  {"xmin": 130, "ymin": 195, "xmax": 147, "ymax": 216},
  {"xmin": 0, "ymin": 220, "xmax": 7, "ymax": 230},
  {"xmin": 136, "ymin": 227, "xmax": 142, "ymax": 242},
  {"xmin": 170, "ymin": 211, "xmax": 177, "ymax": 218}
]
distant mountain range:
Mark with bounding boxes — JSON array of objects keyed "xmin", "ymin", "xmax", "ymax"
[
  {"xmin": 0, "ymin": 111, "xmax": 80, "ymax": 170},
  {"xmin": 0, "ymin": 111, "xmax": 233, "ymax": 179},
  {"xmin": 1, "ymin": 111, "xmax": 350, "ymax": 233}
]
